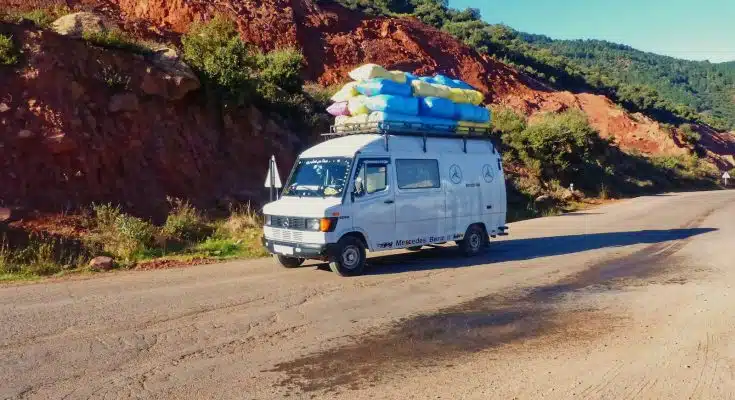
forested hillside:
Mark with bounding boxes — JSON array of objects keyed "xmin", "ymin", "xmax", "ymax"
[
  {"xmin": 323, "ymin": 0, "xmax": 735, "ymax": 131},
  {"xmin": 521, "ymin": 35, "xmax": 735, "ymax": 130}
]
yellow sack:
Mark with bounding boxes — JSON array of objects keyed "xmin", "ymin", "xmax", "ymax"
[
  {"xmin": 449, "ymin": 88, "xmax": 484, "ymax": 105},
  {"xmin": 348, "ymin": 64, "xmax": 392, "ymax": 81},
  {"xmin": 465, "ymin": 90, "xmax": 484, "ymax": 106},
  {"xmin": 330, "ymin": 82, "xmax": 359, "ymax": 102},
  {"xmin": 410, "ymin": 80, "xmax": 452, "ymax": 99},
  {"xmin": 388, "ymin": 70, "xmax": 407, "ymax": 84},
  {"xmin": 348, "ymin": 96, "xmax": 370, "ymax": 116}
]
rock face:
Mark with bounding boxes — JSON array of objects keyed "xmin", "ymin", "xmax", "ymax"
[
  {"xmin": 51, "ymin": 12, "xmax": 117, "ymax": 38},
  {"xmin": 140, "ymin": 47, "xmax": 200, "ymax": 100},
  {"xmin": 108, "ymin": 93, "xmax": 140, "ymax": 113},
  {"xmin": 89, "ymin": 256, "xmax": 114, "ymax": 271},
  {"xmin": 0, "ymin": 24, "xmax": 304, "ymax": 219}
]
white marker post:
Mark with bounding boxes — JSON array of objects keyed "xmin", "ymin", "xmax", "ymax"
[
  {"xmin": 723, "ymin": 171, "xmax": 731, "ymax": 187},
  {"xmin": 264, "ymin": 155, "xmax": 282, "ymax": 202}
]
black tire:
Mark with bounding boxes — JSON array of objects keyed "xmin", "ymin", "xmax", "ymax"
[
  {"xmin": 274, "ymin": 255, "xmax": 305, "ymax": 268},
  {"xmin": 459, "ymin": 225, "xmax": 487, "ymax": 257},
  {"xmin": 406, "ymin": 246, "xmax": 423, "ymax": 251},
  {"xmin": 329, "ymin": 236, "xmax": 366, "ymax": 277}
]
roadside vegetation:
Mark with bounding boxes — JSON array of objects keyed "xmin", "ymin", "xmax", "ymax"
[
  {"xmin": 490, "ymin": 107, "xmax": 720, "ymax": 221},
  {"xmin": 0, "ymin": 202, "xmax": 268, "ymax": 281},
  {"xmin": 0, "ymin": 5, "xmax": 69, "ymax": 28},
  {"xmin": 0, "ymin": 33, "xmax": 19, "ymax": 66}
]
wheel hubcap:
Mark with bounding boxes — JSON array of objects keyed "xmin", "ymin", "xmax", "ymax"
[
  {"xmin": 470, "ymin": 233, "xmax": 481, "ymax": 250},
  {"xmin": 342, "ymin": 246, "xmax": 360, "ymax": 269}
]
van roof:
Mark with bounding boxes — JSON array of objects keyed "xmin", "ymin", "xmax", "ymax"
[{"xmin": 300, "ymin": 134, "xmax": 496, "ymax": 158}]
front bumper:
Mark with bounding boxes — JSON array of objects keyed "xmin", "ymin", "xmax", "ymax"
[{"xmin": 262, "ymin": 237, "xmax": 335, "ymax": 259}]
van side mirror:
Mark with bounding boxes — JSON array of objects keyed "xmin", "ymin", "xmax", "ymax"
[{"xmin": 353, "ymin": 178, "xmax": 365, "ymax": 200}]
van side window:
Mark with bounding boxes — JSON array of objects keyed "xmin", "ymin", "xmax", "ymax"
[{"xmin": 396, "ymin": 159, "xmax": 440, "ymax": 189}]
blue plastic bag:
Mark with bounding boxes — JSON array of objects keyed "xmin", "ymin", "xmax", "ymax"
[
  {"xmin": 419, "ymin": 97, "xmax": 457, "ymax": 119},
  {"xmin": 355, "ymin": 79, "xmax": 412, "ymax": 97},
  {"xmin": 364, "ymin": 95, "xmax": 419, "ymax": 116},
  {"xmin": 456, "ymin": 103, "xmax": 490, "ymax": 123},
  {"xmin": 418, "ymin": 76, "xmax": 437, "ymax": 84},
  {"xmin": 433, "ymin": 74, "xmax": 475, "ymax": 90}
]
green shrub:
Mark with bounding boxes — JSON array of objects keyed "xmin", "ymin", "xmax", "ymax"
[
  {"xmin": 504, "ymin": 110, "xmax": 606, "ymax": 186},
  {"xmin": 83, "ymin": 29, "xmax": 150, "ymax": 54},
  {"xmin": 6, "ymin": 6, "xmax": 69, "ymax": 28},
  {"xmin": 86, "ymin": 204, "xmax": 156, "ymax": 262},
  {"xmin": 256, "ymin": 48, "xmax": 304, "ymax": 94},
  {"xmin": 303, "ymin": 83, "xmax": 339, "ymax": 106},
  {"xmin": 0, "ymin": 34, "xmax": 19, "ymax": 66},
  {"xmin": 0, "ymin": 236, "xmax": 87, "ymax": 277},
  {"xmin": 162, "ymin": 199, "xmax": 210, "ymax": 242},
  {"xmin": 182, "ymin": 15, "xmax": 256, "ymax": 105},
  {"xmin": 490, "ymin": 105, "xmax": 527, "ymax": 136},
  {"xmin": 679, "ymin": 123, "xmax": 701, "ymax": 145}
]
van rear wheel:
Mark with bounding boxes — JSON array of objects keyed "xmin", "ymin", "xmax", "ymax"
[
  {"xmin": 274, "ymin": 255, "xmax": 305, "ymax": 268},
  {"xmin": 459, "ymin": 225, "xmax": 487, "ymax": 257},
  {"xmin": 329, "ymin": 236, "xmax": 366, "ymax": 277}
]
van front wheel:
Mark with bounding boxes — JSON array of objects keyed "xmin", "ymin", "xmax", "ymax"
[
  {"xmin": 459, "ymin": 225, "xmax": 487, "ymax": 257},
  {"xmin": 274, "ymin": 255, "xmax": 305, "ymax": 268},
  {"xmin": 329, "ymin": 236, "xmax": 366, "ymax": 277}
]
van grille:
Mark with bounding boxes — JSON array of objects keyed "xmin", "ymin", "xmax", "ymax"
[
  {"xmin": 271, "ymin": 216, "xmax": 307, "ymax": 230},
  {"xmin": 269, "ymin": 228, "xmax": 304, "ymax": 243}
]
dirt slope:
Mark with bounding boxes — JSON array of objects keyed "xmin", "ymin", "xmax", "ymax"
[{"xmin": 38, "ymin": 0, "xmax": 733, "ymax": 164}]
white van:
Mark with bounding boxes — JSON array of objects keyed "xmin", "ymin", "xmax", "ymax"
[{"xmin": 262, "ymin": 125, "xmax": 508, "ymax": 276}]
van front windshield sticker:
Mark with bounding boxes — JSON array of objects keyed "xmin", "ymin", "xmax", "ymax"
[{"xmin": 282, "ymin": 157, "xmax": 352, "ymax": 198}]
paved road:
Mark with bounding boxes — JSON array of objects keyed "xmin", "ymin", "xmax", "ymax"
[{"xmin": 2, "ymin": 190, "xmax": 735, "ymax": 399}]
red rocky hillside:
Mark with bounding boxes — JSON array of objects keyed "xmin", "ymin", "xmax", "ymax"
[{"xmin": 1, "ymin": 0, "xmax": 734, "ymax": 219}]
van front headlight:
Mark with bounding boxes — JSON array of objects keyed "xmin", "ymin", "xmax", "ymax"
[
  {"xmin": 265, "ymin": 215, "xmax": 272, "ymax": 226},
  {"xmin": 306, "ymin": 218, "xmax": 321, "ymax": 231}
]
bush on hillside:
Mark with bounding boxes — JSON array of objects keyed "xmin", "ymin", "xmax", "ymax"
[
  {"xmin": 82, "ymin": 29, "xmax": 150, "ymax": 54},
  {"xmin": 256, "ymin": 48, "xmax": 304, "ymax": 95},
  {"xmin": 503, "ymin": 110, "xmax": 607, "ymax": 186},
  {"xmin": 4, "ymin": 6, "xmax": 69, "ymax": 28},
  {"xmin": 0, "ymin": 34, "xmax": 19, "ymax": 66},
  {"xmin": 490, "ymin": 105, "xmax": 527, "ymax": 138},
  {"xmin": 182, "ymin": 15, "xmax": 256, "ymax": 105},
  {"xmin": 678, "ymin": 123, "xmax": 702, "ymax": 145}
]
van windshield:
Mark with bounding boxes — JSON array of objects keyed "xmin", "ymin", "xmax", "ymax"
[{"xmin": 282, "ymin": 157, "xmax": 352, "ymax": 198}]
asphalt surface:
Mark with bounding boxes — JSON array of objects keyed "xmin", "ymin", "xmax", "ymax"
[{"xmin": 2, "ymin": 190, "xmax": 735, "ymax": 399}]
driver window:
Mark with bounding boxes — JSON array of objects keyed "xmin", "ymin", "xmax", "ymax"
[
  {"xmin": 365, "ymin": 165, "xmax": 387, "ymax": 194},
  {"xmin": 354, "ymin": 162, "xmax": 388, "ymax": 197}
]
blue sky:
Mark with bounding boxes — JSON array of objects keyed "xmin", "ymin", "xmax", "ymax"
[{"xmin": 449, "ymin": 0, "xmax": 735, "ymax": 63}]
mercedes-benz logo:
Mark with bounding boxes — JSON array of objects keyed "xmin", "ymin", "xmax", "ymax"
[
  {"xmin": 282, "ymin": 218, "xmax": 289, "ymax": 228},
  {"xmin": 449, "ymin": 164, "xmax": 463, "ymax": 184},
  {"xmin": 482, "ymin": 164, "xmax": 494, "ymax": 183}
]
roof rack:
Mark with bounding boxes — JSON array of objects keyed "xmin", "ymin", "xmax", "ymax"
[{"xmin": 323, "ymin": 122, "xmax": 495, "ymax": 153}]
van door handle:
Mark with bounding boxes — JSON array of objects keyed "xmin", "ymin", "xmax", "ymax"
[{"xmin": 384, "ymin": 200, "xmax": 394, "ymax": 204}]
